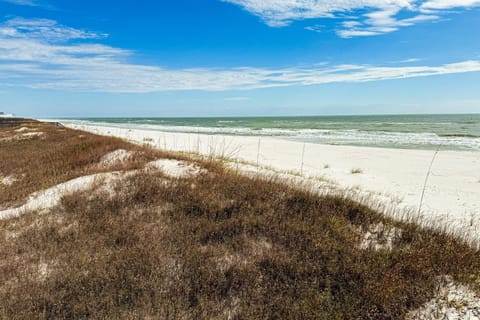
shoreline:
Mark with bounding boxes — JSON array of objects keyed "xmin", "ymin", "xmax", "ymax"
[
  {"xmin": 47, "ymin": 114, "xmax": 480, "ymax": 152},
  {"xmin": 61, "ymin": 122, "xmax": 480, "ymax": 240}
]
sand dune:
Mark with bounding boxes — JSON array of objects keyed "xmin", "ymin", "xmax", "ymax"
[{"xmin": 61, "ymin": 123, "xmax": 480, "ymax": 242}]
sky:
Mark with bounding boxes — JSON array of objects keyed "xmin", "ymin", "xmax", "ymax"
[{"xmin": 0, "ymin": 0, "xmax": 479, "ymax": 118}]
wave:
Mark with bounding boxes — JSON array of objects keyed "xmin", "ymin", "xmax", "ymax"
[
  {"xmin": 437, "ymin": 133, "xmax": 480, "ymax": 138},
  {"xmin": 60, "ymin": 119, "xmax": 480, "ymax": 151}
]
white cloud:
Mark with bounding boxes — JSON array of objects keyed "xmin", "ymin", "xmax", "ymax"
[
  {"xmin": 1, "ymin": 0, "xmax": 38, "ymax": 6},
  {"xmin": 397, "ymin": 58, "xmax": 421, "ymax": 63},
  {"xmin": 0, "ymin": 0, "xmax": 54, "ymax": 9},
  {"xmin": 222, "ymin": 0, "xmax": 479, "ymax": 37},
  {"xmin": 338, "ymin": 11, "xmax": 439, "ymax": 38},
  {"xmin": 1, "ymin": 18, "xmax": 480, "ymax": 93},
  {"xmin": 421, "ymin": 0, "xmax": 480, "ymax": 10},
  {"xmin": 223, "ymin": 0, "xmax": 416, "ymax": 27},
  {"xmin": 2, "ymin": 18, "xmax": 107, "ymax": 42},
  {"xmin": 342, "ymin": 21, "xmax": 362, "ymax": 28},
  {"xmin": 304, "ymin": 24, "xmax": 323, "ymax": 33}
]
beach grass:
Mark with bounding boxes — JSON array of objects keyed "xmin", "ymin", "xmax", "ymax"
[
  {"xmin": 1, "ymin": 120, "xmax": 480, "ymax": 319},
  {"xmin": 0, "ymin": 119, "xmax": 164, "ymax": 210},
  {"xmin": 351, "ymin": 168, "xmax": 364, "ymax": 174}
]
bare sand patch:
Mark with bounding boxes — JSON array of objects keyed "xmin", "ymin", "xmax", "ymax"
[
  {"xmin": 0, "ymin": 175, "xmax": 17, "ymax": 186},
  {"xmin": 14, "ymin": 127, "xmax": 30, "ymax": 133},
  {"xmin": 99, "ymin": 149, "xmax": 135, "ymax": 167},
  {"xmin": 407, "ymin": 276, "xmax": 480, "ymax": 319},
  {"xmin": 0, "ymin": 172, "xmax": 125, "ymax": 220},
  {"xmin": 0, "ymin": 132, "xmax": 45, "ymax": 142},
  {"xmin": 146, "ymin": 159, "xmax": 205, "ymax": 178},
  {"xmin": 20, "ymin": 132, "xmax": 43, "ymax": 138}
]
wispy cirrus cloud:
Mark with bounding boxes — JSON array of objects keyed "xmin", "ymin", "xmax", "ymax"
[
  {"xmin": 1, "ymin": 0, "xmax": 54, "ymax": 9},
  {"xmin": 222, "ymin": 0, "xmax": 480, "ymax": 37},
  {"xmin": 0, "ymin": 18, "xmax": 107, "ymax": 41},
  {"xmin": 1, "ymin": 17, "xmax": 480, "ymax": 93},
  {"xmin": 420, "ymin": 0, "xmax": 480, "ymax": 10},
  {"xmin": 1, "ymin": 0, "xmax": 37, "ymax": 6}
]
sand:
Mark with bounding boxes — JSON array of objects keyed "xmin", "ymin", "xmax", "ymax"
[
  {"xmin": 0, "ymin": 175, "xmax": 17, "ymax": 186},
  {"xmin": 0, "ymin": 172, "xmax": 123, "ymax": 220},
  {"xmin": 99, "ymin": 149, "xmax": 135, "ymax": 166},
  {"xmin": 58, "ymin": 122, "xmax": 480, "ymax": 242},
  {"xmin": 146, "ymin": 159, "xmax": 205, "ymax": 178},
  {"xmin": 406, "ymin": 276, "xmax": 480, "ymax": 319}
]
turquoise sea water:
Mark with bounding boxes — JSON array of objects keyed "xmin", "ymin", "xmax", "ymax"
[{"xmin": 61, "ymin": 114, "xmax": 480, "ymax": 151}]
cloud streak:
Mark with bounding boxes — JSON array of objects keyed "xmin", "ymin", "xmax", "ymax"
[
  {"xmin": 1, "ymin": 18, "xmax": 480, "ymax": 93},
  {"xmin": 223, "ymin": 0, "xmax": 480, "ymax": 37},
  {"xmin": 0, "ymin": 18, "xmax": 107, "ymax": 41},
  {"xmin": 1, "ymin": 0, "xmax": 38, "ymax": 6},
  {"xmin": 1, "ymin": 0, "xmax": 54, "ymax": 9},
  {"xmin": 421, "ymin": 0, "xmax": 480, "ymax": 10}
]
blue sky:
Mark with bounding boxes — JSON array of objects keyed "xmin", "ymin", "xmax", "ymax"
[{"xmin": 1, "ymin": 0, "xmax": 480, "ymax": 117}]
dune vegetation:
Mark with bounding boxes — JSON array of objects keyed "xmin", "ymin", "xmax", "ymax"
[{"xmin": 1, "ymin": 119, "xmax": 480, "ymax": 319}]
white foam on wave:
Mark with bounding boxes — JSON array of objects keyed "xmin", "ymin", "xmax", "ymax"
[{"xmin": 58, "ymin": 119, "xmax": 480, "ymax": 151}]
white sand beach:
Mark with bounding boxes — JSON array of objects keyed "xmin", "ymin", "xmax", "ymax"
[{"xmin": 61, "ymin": 122, "xmax": 480, "ymax": 242}]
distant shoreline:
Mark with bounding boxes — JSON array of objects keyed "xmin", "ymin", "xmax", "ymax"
[{"xmin": 50, "ymin": 114, "xmax": 480, "ymax": 152}]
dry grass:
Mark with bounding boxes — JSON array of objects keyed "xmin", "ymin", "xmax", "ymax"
[
  {"xmin": 1, "ymin": 119, "xmax": 480, "ymax": 319},
  {"xmin": 0, "ymin": 119, "xmax": 165, "ymax": 209},
  {"xmin": 351, "ymin": 168, "xmax": 364, "ymax": 174}
]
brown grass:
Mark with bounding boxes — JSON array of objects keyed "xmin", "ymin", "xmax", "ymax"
[
  {"xmin": 1, "ymin": 119, "xmax": 480, "ymax": 319},
  {"xmin": 0, "ymin": 119, "xmax": 164, "ymax": 209},
  {"xmin": 351, "ymin": 168, "xmax": 363, "ymax": 174}
]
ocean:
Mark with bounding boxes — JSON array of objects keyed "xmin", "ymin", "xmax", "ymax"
[{"xmin": 60, "ymin": 114, "xmax": 480, "ymax": 151}]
